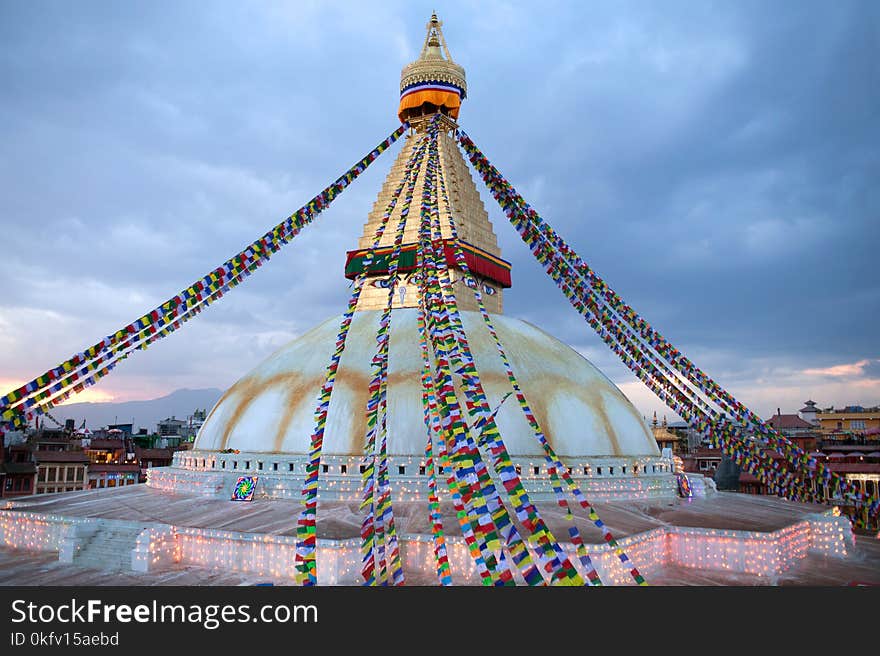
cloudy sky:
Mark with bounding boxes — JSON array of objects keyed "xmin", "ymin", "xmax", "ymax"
[{"xmin": 1, "ymin": 0, "xmax": 877, "ymax": 424}]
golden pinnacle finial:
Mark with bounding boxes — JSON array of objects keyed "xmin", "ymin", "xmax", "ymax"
[
  {"xmin": 421, "ymin": 11, "xmax": 451, "ymax": 61},
  {"xmin": 398, "ymin": 13, "xmax": 466, "ymax": 123}
]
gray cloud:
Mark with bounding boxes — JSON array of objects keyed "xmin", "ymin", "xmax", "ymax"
[{"xmin": 1, "ymin": 1, "xmax": 877, "ymax": 420}]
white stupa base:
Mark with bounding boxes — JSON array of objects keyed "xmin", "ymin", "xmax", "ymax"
[{"xmin": 150, "ymin": 450, "xmax": 681, "ymax": 502}]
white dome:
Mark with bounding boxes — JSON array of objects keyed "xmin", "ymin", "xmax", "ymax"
[{"xmin": 194, "ymin": 309, "xmax": 659, "ymax": 459}]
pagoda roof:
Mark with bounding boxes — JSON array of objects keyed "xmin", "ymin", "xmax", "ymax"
[{"xmin": 766, "ymin": 414, "xmax": 813, "ymax": 430}]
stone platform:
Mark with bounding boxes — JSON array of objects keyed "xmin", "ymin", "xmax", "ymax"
[{"xmin": 2, "ymin": 482, "xmax": 876, "ymax": 586}]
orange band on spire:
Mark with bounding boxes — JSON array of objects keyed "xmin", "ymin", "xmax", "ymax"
[{"xmin": 398, "ymin": 89, "xmax": 461, "ymax": 122}]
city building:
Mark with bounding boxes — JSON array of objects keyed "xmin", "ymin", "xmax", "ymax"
[
  {"xmin": 80, "ymin": 437, "xmax": 140, "ymax": 490},
  {"xmin": 33, "ymin": 450, "xmax": 89, "ymax": 495},
  {"xmin": 817, "ymin": 405, "xmax": 880, "ymax": 440},
  {"xmin": 667, "ymin": 420, "xmax": 702, "ymax": 451},
  {"xmin": 181, "ymin": 409, "xmax": 208, "ymax": 440},
  {"xmin": 681, "ymin": 447, "xmax": 723, "ymax": 477},
  {"xmin": 765, "ymin": 409, "xmax": 820, "ymax": 451},
  {"xmin": 1, "ymin": 460, "xmax": 36, "ymax": 498},
  {"xmin": 799, "ymin": 400, "xmax": 819, "ymax": 425},
  {"xmin": 650, "ymin": 413, "xmax": 680, "ymax": 454},
  {"xmin": 32, "ymin": 430, "xmax": 71, "ymax": 452},
  {"xmin": 0, "ymin": 434, "xmax": 37, "ymax": 498},
  {"xmin": 711, "ymin": 401, "xmax": 880, "ymax": 527},
  {"xmin": 157, "ymin": 416, "xmax": 186, "ymax": 437},
  {"xmin": 107, "ymin": 423, "xmax": 134, "ymax": 437},
  {"xmin": 134, "ymin": 447, "xmax": 176, "ymax": 483}
]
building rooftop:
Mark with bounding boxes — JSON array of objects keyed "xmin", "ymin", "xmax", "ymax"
[
  {"xmin": 83, "ymin": 438, "xmax": 127, "ymax": 449},
  {"xmin": 136, "ymin": 448, "xmax": 174, "ymax": 460},
  {"xmin": 687, "ymin": 447, "xmax": 724, "ymax": 458},
  {"xmin": 818, "ymin": 444, "xmax": 880, "ymax": 452},
  {"xmin": 33, "ymin": 435, "xmax": 70, "ymax": 443},
  {"xmin": 825, "ymin": 463, "xmax": 880, "ymax": 474},
  {"xmin": 766, "ymin": 414, "xmax": 814, "ymax": 430},
  {"xmin": 32, "ymin": 450, "xmax": 89, "ymax": 463},
  {"xmin": 819, "ymin": 406, "xmax": 880, "ymax": 415},
  {"xmin": 1, "ymin": 462, "xmax": 37, "ymax": 475},
  {"xmin": 651, "ymin": 425, "xmax": 678, "ymax": 442}
]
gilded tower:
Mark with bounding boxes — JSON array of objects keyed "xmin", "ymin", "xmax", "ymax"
[{"xmin": 345, "ymin": 13, "xmax": 511, "ymax": 314}]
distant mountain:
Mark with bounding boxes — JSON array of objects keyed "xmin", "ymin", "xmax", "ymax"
[{"xmin": 50, "ymin": 388, "xmax": 223, "ymax": 433}]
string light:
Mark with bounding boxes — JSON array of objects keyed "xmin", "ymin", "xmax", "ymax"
[{"xmin": 0, "ymin": 503, "xmax": 851, "ymax": 583}]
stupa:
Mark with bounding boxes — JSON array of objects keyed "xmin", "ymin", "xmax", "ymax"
[
  {"xmin": 0, "ymin": 14, "xmax": 869, "ymax": 588},
  {"xmin": 156, "ymin": 13, "xmax": 677, "ymax": 505}
]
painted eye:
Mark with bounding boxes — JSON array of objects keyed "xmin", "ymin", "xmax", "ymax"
[
  {"xmin": 371, "ymin": 277, "xmax": 394, "ymax": 289},
  {"xmin": 463, "ymin": 277, "xmax": 478, "ymax": 289},
  {"xmin": 482, "ymin": 284, "xmax": 496, "ymax": 295}
]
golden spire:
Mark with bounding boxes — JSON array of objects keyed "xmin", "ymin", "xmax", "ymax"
[
  {"xmin": 420, "ymin": 12, "xmax": 454, "ymax": 61},
  {"xmin": 398, "ymin": 13, "xmax": 467, "ymax": 123},
  {"xmin": 346, "ymin": 15, "xmax": 509, "ymax": 314}
]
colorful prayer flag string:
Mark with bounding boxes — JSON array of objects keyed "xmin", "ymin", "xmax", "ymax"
[
  {"xmin": 358, "ymin": 117, "xmax": 441, "ymax": 585},
  {"xmin": 418, "ymin": 311, "xmax": 454, "ymax": 585},
  {"xmin": 294, "ymin": 125, "xmax": 427, "ymax": 586},
  {"xmin": 456, "ymin": 132, "xmax": 807, "ymax": 505},
  {"xmin": 420, "ymin": 132, "xmax": 585, "ymax": 585},
  {"xmin": 456, "ymin": 128, "xmax": 879, "ymax": 525},
  {"xmin": 416, "ymin": 135, "xmax": 523, "ymax": 585},
  {"xmin": 0, "ymin": 125, "xmax": 408, "ymax": 431},
  {"xmin": 416, "ymin": 239, "xmax": 496, "ymax": 586},
  {"xmin": 434, "ymin": 141, "xmax": 639, "ymax": 585}
]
